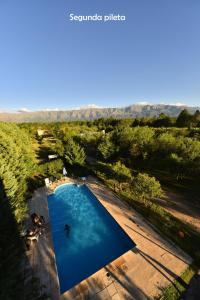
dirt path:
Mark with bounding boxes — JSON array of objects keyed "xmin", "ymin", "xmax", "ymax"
[{"xmin": 157, "ymin": 190, "xmax": 200, "ymax": 232}]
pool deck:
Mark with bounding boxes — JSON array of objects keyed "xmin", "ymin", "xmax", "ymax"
[{"xmin": 27, "ymin": 176, "xmax": 192, "ymax": 300}]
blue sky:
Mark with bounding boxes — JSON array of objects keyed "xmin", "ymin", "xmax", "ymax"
[{"xmin": 0, "ymin": 0, "xmax": 200, "ymax": 110}]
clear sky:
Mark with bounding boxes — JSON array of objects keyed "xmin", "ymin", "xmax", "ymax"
[{"xmin": 0, "ymin": 0, "xmax": 200, "ymax": 110}]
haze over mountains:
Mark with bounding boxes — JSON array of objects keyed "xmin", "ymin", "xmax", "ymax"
[{"xmin": 0, "ymin": 104, "xmax": 199, "ymax": 123}]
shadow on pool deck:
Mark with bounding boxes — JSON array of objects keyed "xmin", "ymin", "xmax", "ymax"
[
  {"xmin": 137, "ymin": 249, "xmax": 188, "ymax": 294},
  {"xmin": 104, "ymin": 265, "xmax": 148, "ymax": 300},
  {"xmin": 125, "ymin": 225, "xmax": 189, "ymax": 265}
]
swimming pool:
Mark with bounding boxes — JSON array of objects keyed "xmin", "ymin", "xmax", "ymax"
[{"xmin": 48, "ymin": 183, "xmax": 136, "ymax": 294}]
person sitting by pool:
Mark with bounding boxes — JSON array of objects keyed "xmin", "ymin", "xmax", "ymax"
[
  {"xmin": 31, "ymin": 213, "xmax": 45, "ymax": 227},
  {"xmin": 25, "ymin": 227, "xmax": 41, "ymax": 249},
  {"xmin": 64, "ymin": 224, "xmax": 70, "ymax": 236},
  {"xmin": 38, "ymin": 215, "xmax": 45, "ymax": 226},
  {"xmin": 27, "ymin": 227, "xmax": 40, "ymax": 237}
]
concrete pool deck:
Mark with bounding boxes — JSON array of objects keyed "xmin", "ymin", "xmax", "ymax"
[{"xmin": 27, "ymin": 176, "xmax": 192, "ymax": 299}]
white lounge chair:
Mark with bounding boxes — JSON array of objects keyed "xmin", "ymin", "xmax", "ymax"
[{"xmin": 45, "ymin": 178, "xmax": 52, "ymax": 187}]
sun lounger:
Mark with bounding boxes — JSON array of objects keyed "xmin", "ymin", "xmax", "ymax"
[{"xmin": 45, "ymin": 178, "xmax": 52, "ymax": 187}]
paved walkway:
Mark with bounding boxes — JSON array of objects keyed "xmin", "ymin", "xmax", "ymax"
[
  {"xmin": 24, "ymin": 187, "xmax": 60, "ymax": 300},
  {"xmin": 26, "ymin": 177, "xmax": 192, "ymax": 300}
]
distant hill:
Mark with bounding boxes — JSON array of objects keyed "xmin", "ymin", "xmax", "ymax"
[{"xmin": 0, "ymin": 104, "xmax": 199, "ymax": 123}]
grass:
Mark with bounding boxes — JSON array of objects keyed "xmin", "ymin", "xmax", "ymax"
[
  {"xmin": 147, "ymin": 168, "xmax": 200, "ymax": 196},
  {"xmin": 156, "ymin": 265, "xmax": 196, "ymax": 300}
]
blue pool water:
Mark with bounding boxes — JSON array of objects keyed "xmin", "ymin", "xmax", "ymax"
[{"xmin": 48, "ymin": 184, "xmax": 136, "ymax": 294}]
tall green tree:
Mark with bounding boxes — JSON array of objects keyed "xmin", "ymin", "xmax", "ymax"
[
  {"xmin": 65, "ymin": 139, "xmax": 86, "ymax": 165},
  {"xmin": 98, "ymin": 134, "xmax": 115, "ymax": 161},
  {"xmin": 193, "ymin": 110, "xmax": 200, "ymax": 127},
  {"xmin": 129, "ymin": 127, "xmax": 154, "ymax": 159},
  {"xmin": 54, "ymin": 139, "xmax": 65, "ymax": 156},
  {"xmin": 176, "ymin": 109, "xmax": 192, "ymax": 128},
  {"xmin": 0, "ymin": 123, "xmax": 35, "ymax": 222},
  {"xmin": 152, "ymin": 113, "xmax": 173, "ymax": 127}
]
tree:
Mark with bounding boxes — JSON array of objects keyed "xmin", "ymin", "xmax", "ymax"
[
  {"xmin": 0, "ymin": 123, "xmax": 35, "ymax": 222},
  {"xmin": 176, "ymin": 109, "xmax": 192, "ymax": 128},
  {"xmin": 176, "ymin": 137, "xmax": 200, "ymax": 161},
  {"xmin": 41, "ymin": 159, "xmax": 64, "ymax": 177},
  {"xmin": 152, "ymin": 113, "xmax": 173, "ymax": 127},
  {"xmin": 98, "ymin": 134, "xmax": 115, "ymax": 160},
  {"xmin": 193, "ymin": 110, "xmax": 200, "ymax": 127},
  {"xmin": 157, "ymin": 132, "xmax": 177, "ymax": 155},
  {"xmin": 65, "ymin": 139, "xmax": 86, "ymax": 165},
  {"xmin": 129, "ymin": 127, "xmax": 154, "ymax": 159},
  {"xmin": 54, "ymin": 140, "xmax": 65, "ymax": 157},
  {"xmin": 111, "ymin": 161, "xmax": 132, "ymax": 182},
  {"xmin": 132, "ymin": 173, "xmax": 163, "ymax": 206}
]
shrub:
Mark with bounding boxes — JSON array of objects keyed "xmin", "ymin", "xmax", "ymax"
[
  {"xmin": 132, "ymin": 173, "xmax": 163, "ymax": 206},
  {"xmin": 97, "ymin": 134, "xmax": 115, "ymax": 160},
  {"xmin": 110, "ymin": 161, "xmax": 132, "ymax": 182},
  {"xmin": 65, "ymin": 139, "xmax": 86, "ymax": 165},
  {"xmin": 40, "ymin": 159, "xmax": 64, "ymax": 178}
]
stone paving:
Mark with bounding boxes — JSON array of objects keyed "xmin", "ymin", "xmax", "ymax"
[
  {"xmin": 26, "ymin": 176, "xmax": 192, "ymax": 300},
  {"xmin": 25, "ymin": 187, "xmax": 60, "ymax": 300}
]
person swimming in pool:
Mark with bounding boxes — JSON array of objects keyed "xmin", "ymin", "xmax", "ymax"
[{"xmin": 64, "ymin": 224, "xmax": 70, "ymax": 236}]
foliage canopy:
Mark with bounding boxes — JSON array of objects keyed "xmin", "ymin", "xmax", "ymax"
[{"xmin": 65, "ymin": 138, "xmax": 86, "ymax": 165}]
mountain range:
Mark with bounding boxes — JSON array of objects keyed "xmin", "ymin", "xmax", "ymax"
[{"xmin": 0, "ymin": 104, "xmax": 199, "ymax": 123}]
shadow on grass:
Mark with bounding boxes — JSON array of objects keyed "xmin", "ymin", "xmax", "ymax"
[
  {"xmin": 36, "ymin": 145, "xmax": 54, "ymax": 164},
  {"xmin": 65, "ymin": 164, "xmax": 94, "ymax": 178}
]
